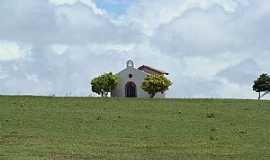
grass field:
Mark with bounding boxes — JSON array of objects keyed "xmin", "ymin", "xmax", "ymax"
[{"xmin": 0, "ymin": 96, "xmax": 270, "ymax": 160}]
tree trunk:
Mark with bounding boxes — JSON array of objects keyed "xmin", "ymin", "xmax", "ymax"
[
  {"xmin": 150, "ymin": 93, "xmax": 155, "ymax": 98},
  {"xmin": 258, "ymin": 92, "xmax": 261, "ymax": 100},
  {"xmin": 261, "ymin": 91, "xmax": 270, "ymax": 99}
]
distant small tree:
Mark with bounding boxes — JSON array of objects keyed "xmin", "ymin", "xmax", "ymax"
[
  {"xmin": 253, "ymin": 73, "xmax": 270, "ymax": 100},
  {"xmin": 141, "ymin": 74, "xmax": 172, "ymax": 98},
  {"xmin": 91, "ymin": 72, "xmax": 118, "ymax": 97}
]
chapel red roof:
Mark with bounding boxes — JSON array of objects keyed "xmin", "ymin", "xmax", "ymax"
[{"xmin": 138, "ymin": 65, "xmax": 169, "ymax": 75}]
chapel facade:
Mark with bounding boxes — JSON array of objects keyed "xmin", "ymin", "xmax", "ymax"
[{"xmin": 111, "ymin": 60, "xmax": 169, "ymax": 98}]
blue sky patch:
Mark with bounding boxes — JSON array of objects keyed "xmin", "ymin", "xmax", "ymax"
[{"xmin": 95, "ymin": 0, "xmax": 135, "ymax": 16}]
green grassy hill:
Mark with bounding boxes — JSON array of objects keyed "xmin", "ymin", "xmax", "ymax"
[{"xmin": 0, "ymin": 96, "xmax": 270, "ymax": 160}]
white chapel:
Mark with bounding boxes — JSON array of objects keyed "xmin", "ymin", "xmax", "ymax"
[{"xmin": 111, "ymin": 60, "xmax": 169, "ymax": 98}]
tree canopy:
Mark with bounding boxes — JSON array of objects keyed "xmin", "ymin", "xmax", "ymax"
[
  {"xmin": 141, "ymin": 74, "xmax": 172, "ymax": 98},
  {"xmin": 253, "ymin": 73, "xmax": 270, "ymax": 100},
  {"xmin": 91, "ymin": 72, "xmax": 118, "ymax": 97}
]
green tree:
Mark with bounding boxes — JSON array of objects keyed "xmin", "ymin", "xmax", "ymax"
[
  {"xmin": 141, "ymin": 74, "xmax": 172, "ymax": 98},
  {"xmin": 91, "ymin": 72, "xmax": 118, "ymax": 97},
  {"xmin": 253, "ymin": 73, "xmax": 270, "ymax": 100}
]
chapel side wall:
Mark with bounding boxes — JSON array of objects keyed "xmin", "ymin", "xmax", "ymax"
[{"xmin": 155, "ymin": 92, "xmax": 166, "ymax": 98}]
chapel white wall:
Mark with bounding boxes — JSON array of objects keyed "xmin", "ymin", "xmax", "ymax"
[{"xmin": 111, "ymin": 66, "xmax": 166, "ymax": 98}]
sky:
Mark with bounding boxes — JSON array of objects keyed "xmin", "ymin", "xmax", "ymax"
[{"xmin": 0, "ymin": 0, "xmax": 269, "ymax": 99}]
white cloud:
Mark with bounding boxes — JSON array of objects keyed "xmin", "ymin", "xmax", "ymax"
[
  {"xmin": 50, "ymin": 0, "xmax": 78, "ymax": 5},
  {"xmin": 0, "ymin": 0, "xmax": 269, "ymax": 99},
  {"xmin": 50, "ymin": 0, "xmax": 104, "ymax": 15},
  {"xmin": 0, "ymin": 41, "xmax": 29, "ymax": 60},
  {"xmin": 50, "ymin": 44, "xmax": 68, "ymax": 55},
  {"xmin": 125, "ymin": 0, "xmax": 247, "ymax": 35},
  {"xmin": 217, "ymin": 59, "xmax": 262, "ymax": 85}
]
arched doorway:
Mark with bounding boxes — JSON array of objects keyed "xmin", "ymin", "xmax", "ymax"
[{"xmin": 125, "ymin": 82, "xmax": 137, "ymax": 97}]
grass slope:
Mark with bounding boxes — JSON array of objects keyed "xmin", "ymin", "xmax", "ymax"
[{"xmin": 0, "ymin": 96, "xmax": 270, "ymax": 160}]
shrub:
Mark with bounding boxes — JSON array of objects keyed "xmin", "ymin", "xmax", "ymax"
[
  {"xmin": 91, "ymin": 72, "xmax": 118, "ymax": 97},
  {"xmin": 141, "ymin": 74, "xmax": 172, "ymax": 98}
]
